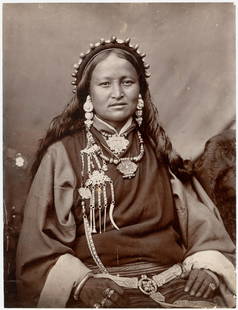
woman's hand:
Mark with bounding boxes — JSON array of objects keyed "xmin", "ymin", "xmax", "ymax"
[
  {"xmin": 79, "ymin": 277, "xmax": 128, "ymax": 308},
  {"xmin": 184, "ymin": 269, "xmax": 218, "ymax": 298}
]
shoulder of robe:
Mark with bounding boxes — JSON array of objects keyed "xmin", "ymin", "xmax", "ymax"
[
  {"xmin": 45, "ymin": 130, "xmax": 86, "ymax": 159},
  {"xmin": 61, "ymin": 131, "xmax": 86, "ymax": 152}
]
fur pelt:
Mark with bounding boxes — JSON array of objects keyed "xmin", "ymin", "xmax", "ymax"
[{"xmin": 194, "ymin": 129, "xmax": 235, "ymax": 242}]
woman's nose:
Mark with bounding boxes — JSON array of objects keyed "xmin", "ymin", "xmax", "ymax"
[{"xmin": 111, "ymin": 83, "xmax": 123, "ymax": 99}]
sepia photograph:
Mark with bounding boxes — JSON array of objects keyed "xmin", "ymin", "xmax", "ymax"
[{"xmin": 3, "ymin": 2, "xmax": 235, "ymax": 308}]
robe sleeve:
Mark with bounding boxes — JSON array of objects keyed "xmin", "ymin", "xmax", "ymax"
[
  {"xmin": 170, "ymin": 171, "xmax": 236, "ymax": 306},
  {"xmin": 16, "ymin": 142, "xmax": 91, "ymax": 307}
]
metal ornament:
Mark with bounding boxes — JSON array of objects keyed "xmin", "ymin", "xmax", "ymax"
[
  {"xmin": 100, "ymin": 298, "xmax": 107, "ymax": 307},
  {"xmin": 138, "ymin": 275, "xmax": 157, "ymax": 295},
  {"xmin": 83, "ymin": 96, "xmax": 94, "ymax": 129},
  {"xmin": 208, "ymin": 283, "xmax": 217, "ymax": 291},
  {"xmin": 78, "ymin": 187, "xmax": 92, "ymax": 199},
  {"xmin": 71, "ymin": 37, "xmax": 151, "ymax": 93},
  {"xmin": 117, "ymin": 160, "xmax": 138, "ymax": 179},
  {"xmin": 106, "ymin": 135, "xmax": 129, "ymax": 155},
  {"xmin": 80, "ymin": 131, "xmax": 119, "ymax": 233},
  {"xmin": 153, "ymin": 263, "xmax": 183, "ymax": 287},
  {"xmin": 83, "ymin": 95, "xmax": 94, "ymax": 112},
  {"xmin": 99, "ymin": 131, "xmax": 144, "ymax": 178},
  {"xmin": 135, "ymin": 94, "xmax": 144, "ymax": 127},
  {"xmin": 79, "ymin": 129, "xmax": 144, "ymax": 233}
]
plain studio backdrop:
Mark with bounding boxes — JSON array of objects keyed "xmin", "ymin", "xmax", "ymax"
[{"xmin": 2, "ymin": 3, "xmax": 235, "ymax": 306}]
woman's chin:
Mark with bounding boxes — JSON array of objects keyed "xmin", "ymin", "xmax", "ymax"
[
  {"xmin": 98, "ymin": 113, "xmax": 133, "ymax": 124},
  {"xmin": 98, "ymin": 116, "xmax": 131, "ymax": 130}
]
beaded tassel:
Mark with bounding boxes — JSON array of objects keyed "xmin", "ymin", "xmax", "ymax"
[
  {"xmin": 93, "ymin": 154, "xmax": 103, "ymax": 233},
  {"xmin": 79, "ymin": 130, "xmax": 120, "ymax": 234},
  {"xmin": 103, "ymin": 184, "xmax": 107, "ymax": 232},
  {"xmin": 97, "ymin": 185, "xmax": 102, "ymax": 233},
  {"xmin": 91, "ymin": 187, "xmax": 97, "ymax": 233}
]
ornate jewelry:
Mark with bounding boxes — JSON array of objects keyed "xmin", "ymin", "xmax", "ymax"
[
  {"xmin": 78, "ymin": 187, "xmax": 92, "ymax": 200},
  {"xmin": 71, "ymin": 36, "xmax": 151, "ymax": 93},
  {"xmin": 104, "ymin": 288, "xmax": 115, "ymax": 299},
  {"xmin": 98, "ymin": 131, "xmax": 144, "ymax": 179},
  {"xmin": 83, "ymin": 95, "xmax": 94, "ymax": 129},
  {"xmin": 101, "ymin": 131, "xmax": 129, "ymax": 155},
  {"xmin": 79, "ymin": 128, "xmax": 144, "ymax": 236},
  {"xmin": 138, "ymin": 275, "xmax": 157, "ymax": 295},
  {"xmin": 107, "ymin": 136, "xmax": 129, "ymax": 154},
  {"xmin": 83, "ymin": 206, "xmax": 109, "ymax": 273},
  {"xmin": 100, "ymin": 298, "xmax": 107, "ymax": 307},
  {"xmin": 152, "ymin": 263, "xmax": 183, "ymax": 287},
  {"xmin": 117, "ymin": 160, "xmax": 138, "ymax": 179},
  {"xmin": 79, "ymin": 130, "xmax": 119, "ymax": 235},
  {"xmin": 208, "ymin": 283, "xmax": 217, "ymax": 291},
  {"xmin": 135, "ymin": 94, "xmax": 144, "ymax": 127}
]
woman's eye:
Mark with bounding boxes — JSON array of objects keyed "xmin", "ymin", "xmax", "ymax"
[
  {"xmin": 122, "ymin": 80, "xmax": 134, "ymax": 86},
  {"xmin": 99, "ymin": 81, "xmax": 110, "ymax": 87}
]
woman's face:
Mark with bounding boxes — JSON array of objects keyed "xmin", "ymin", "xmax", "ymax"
[{"xmin": 89, "ymin": 53, "xmax": 140, "ymax": 130}]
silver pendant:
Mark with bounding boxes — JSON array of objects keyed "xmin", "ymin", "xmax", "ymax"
[
  {"xmin": 78, "ymin": 187, "xmax": 92, "ymax": 199},
  {"xmin": 106, "ymin": 136, "xmax": 129, "ymax": 155},
  {"xmin": 117, "ymin": 160, "xmax": 138, "ymax": 178},
  {"xmin": 85, "ymin": 170, "xmax": 111, "ymax": 187}
]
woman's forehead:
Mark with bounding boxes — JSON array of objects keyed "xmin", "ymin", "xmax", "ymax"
[{"xmin": 91, "ymin": 53, "xmax": 138, "ymax": 79}]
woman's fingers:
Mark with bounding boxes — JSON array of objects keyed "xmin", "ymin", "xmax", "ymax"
[
  {"xmin": 96, "ymin": 290, "xmax": 127, "ymax": 308},
  {"xmin": 184, "ymin": 269, "xmax": 200, "ymax": 293},
  {"xmin": 100, "ymin": 297, "xmax": 113, "ymax": 308},
  {"xmin": 203, "ymin": 282, "xmax": 217, "ymax": 299},
  {"xmin": 184, "ymin": 269, "xmax": 217, "ymax": 298},
  {"xmin": 80, "ymin": 277, "xmax": 127, "ymax": 307},
  {"xmin": 106, "ymin": 279, "xmax": 124, "ymax": 295},
  {"xmin": 195, "ymin": 279, "xmax": 210, "ymax": 297},
  {"xmin": 104, "ymin": 279, "xmax": 129, "ymax": 306},
  {"xmin": 107, "ymin": 290, "xmax": 122, "ymax": 303},
  {"xmin": 102, "ymin": 288, "xmax": 126, "ymax": 307},
  {"xmin": 188, "ymin": 271, "xmax": 205, "ymax": 296}
]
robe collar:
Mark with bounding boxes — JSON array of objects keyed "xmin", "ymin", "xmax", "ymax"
[{"xmin": 93, "ymin": 115, "xmax": 136, "ymax": 136}]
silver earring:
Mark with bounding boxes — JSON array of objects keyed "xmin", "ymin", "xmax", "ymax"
[
  {"xmin": 83, "ymin": 95, "xmax": 94, "ymax": 130},
  {"xmin": 135, "ymin": 94, "xmax": 144, "ymax": 127}
]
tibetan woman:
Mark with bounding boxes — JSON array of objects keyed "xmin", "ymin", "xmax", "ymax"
[{"xmin": 16, "ymin": 36, "xmax": 235, "ymax": 308}]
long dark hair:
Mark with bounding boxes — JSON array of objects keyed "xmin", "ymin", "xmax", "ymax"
[{"xmin": 31, "ymin": 48, "xmax": 192, "ymax": 180}]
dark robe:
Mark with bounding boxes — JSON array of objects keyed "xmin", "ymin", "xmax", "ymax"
[{"xmin": 16, "ymin": 122, "xmax": 235, "ymax": 307}]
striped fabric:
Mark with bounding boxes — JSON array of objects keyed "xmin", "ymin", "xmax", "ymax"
[{"xmin": 88, "ymin": 261, "xmax": 171, "ymax": 277}]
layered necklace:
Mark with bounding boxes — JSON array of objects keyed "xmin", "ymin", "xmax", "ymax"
[
  {"xmin": 79, "ymin": 128, "xmax": 144, "ymax": 234},
  {"xmin": 99, "ymin": 131, "xmax": 144, "ymax": 179},
  {"xmin": 101, "ymin": 131, "xmax": 129, "ymax": 155}
]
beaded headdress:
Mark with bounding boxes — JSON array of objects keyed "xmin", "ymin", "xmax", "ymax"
[{"xmin": 71, "ymin": 36, "xmax": 151, "ymax": 93}]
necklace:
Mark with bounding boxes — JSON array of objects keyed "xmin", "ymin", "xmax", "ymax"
[
  {"xmin": 89, "ymin": 131, "xmax": 144, "ymax": 179},
  {"xmin": 79, "ymin": 129, "xmax": 144, "ymax": 234},
  {"xmin": 80, "ymin": 136, "xmax": 118, "ymax": 234},
  {"xmin": 101, "ymin": 131, "xmax": 129, "ymax": 155}
]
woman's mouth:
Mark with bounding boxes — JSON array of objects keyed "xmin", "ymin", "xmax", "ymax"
[{"xmin": 109, "ymin": 102, "xmax": 127, "ymax": 107}]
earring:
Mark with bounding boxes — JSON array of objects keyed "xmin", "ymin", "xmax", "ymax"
[
  {"xmin": 83, "ymin": 95, "xmax": 94, "ymax": 130},
  {"xmin": 135, "ymin": 94, "xmax": 144, "ymax": 127}
]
